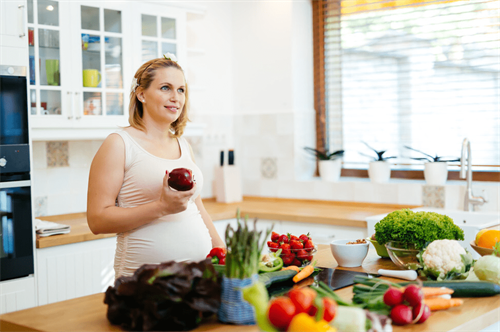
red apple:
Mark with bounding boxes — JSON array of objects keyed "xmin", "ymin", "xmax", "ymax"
[{"xmin": 167, "ymin": 168, "xmax": 194, "ymax": 191}]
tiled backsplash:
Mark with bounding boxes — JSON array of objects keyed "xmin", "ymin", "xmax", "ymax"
[{"xmin": 31, "ymin": 112, "xmax": 499, "ymax": 216}]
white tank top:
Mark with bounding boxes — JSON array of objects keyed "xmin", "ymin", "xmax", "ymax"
[{"xmin": 112, "ymin": 130, "xmax": 212, "ymax": 278}]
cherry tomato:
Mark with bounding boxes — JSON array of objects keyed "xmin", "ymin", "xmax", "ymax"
[
  {"xmin": 267, "ymin": 241, "xmax": 279, "ymax": 252},
  {"xmin": 271, "ymin": 232, "xmax": 280, "ymax": 243},
  {"xmin": 288, "ymin": 288, "xmax": 316, "ymax": 314},
  {"xmin": 267, "ymin": 297, "xmax": 296, "ymax": 330},
  {"xmin": 304, "ymin": 239, "xmax": 315, "ymax": 253},
  {"xmin": 290, "ymin": 240, "xmax": 304, "ymax": 250},
  {"xmin": 209, "ymin": 247, "xmax": 226, "ymax": 259},
  {"xmin": 279, "ymin": 234, "xmax": 289, "ymax": 244},
  {"xmin": 322, "ymin": 297, "xmax": 337, "ymax": 322},
  {"xmin": 218, "ymin": 256, "xmax": 225, "ymax": 265},
  {"xmin": 299, "ymin": 234, "xmax": 310, "ymax": 242}
]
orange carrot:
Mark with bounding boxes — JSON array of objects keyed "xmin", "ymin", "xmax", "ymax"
[
  {"xmin": 282, "ymin": 265, "xmax": 300, "ymax": 273},
  {"xmin": 293, "ymin": 261, "xmax": 317, "ymax": 283},
  {"xmin": 421, "ymin": 287, "xmax": 454, "ymax": 298},
  {"xmin": 423, "ymin": 298, "xmax": 463, "ymax": 311}
]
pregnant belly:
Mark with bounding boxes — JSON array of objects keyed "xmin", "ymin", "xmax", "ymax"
[{"xmin": 125, "ymin": 215, "xmax": 213, "ymax": 265}]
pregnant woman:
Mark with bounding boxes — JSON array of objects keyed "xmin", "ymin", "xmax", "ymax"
[{"xmin": 87, "ymin": 53, "xmax": 224, "ymax": 278}]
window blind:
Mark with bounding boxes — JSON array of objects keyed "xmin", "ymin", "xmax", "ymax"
[{"xmin": 317, "ymin": 0, "xmax": 499, "ymax": 171}]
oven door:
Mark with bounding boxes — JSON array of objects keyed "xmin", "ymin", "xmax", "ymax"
[{"xmin": 0, "ymin": 180, "xmax": 34, "ymax": 281}]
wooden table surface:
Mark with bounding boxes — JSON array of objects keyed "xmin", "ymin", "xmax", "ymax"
[
  {"xmin": 2, "ymin": 245, "xmax": 499, "ymax": 332},
  {"xmin": 36, "ymin": 196, "xmax": 417, "ymax": 248}
]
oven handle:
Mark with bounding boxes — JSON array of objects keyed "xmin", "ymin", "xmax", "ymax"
[{"xmin": 0, "ymin": 180, "xmax": 31, "ymax": 189}]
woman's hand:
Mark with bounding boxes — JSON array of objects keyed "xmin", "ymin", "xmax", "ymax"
[{"xmin": 158, "ymin": 171, "xmax": 196, "ymax": 215}]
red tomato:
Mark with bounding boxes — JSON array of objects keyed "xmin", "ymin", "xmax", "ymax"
[
  {"xmin": 290, "ymin": 240, "xmax": 304, "ymax": 250},
  {"xmin": 292, "ymin": 258, "xmax": 302, "ymax": 267},
  {"xmin": 299, "ymin": 234, "xmax": 310, "ymax": 242},
  {"xmin": 304, "ymin": 239, "xmax": 315, "ymax": 253},
  {"xmin": 296, "ymin": 249, "xmax": 308, "ymax": 261},
  {"xmin": 267, "ymin": 297, "xmax": 296, "ymax": 330},
  {"xmin": 288, "ymin": 288, "xmax": 316, "ymax": 314},
  {"xmin": 209, "ymin": 247, "xmax": 226, "ymax": 259},
  {"xmin": 267, "ymin": 241, "xmax": 279, "ymax": 252},
  {"xmin": 279, "ymin": 234, "xmax": 289, "ymax": 244},
  {"xmin": 290, "ymin": 235, "xmax": 300, "ymax": 242},
  {"xmin": 322, "ymin": 297, "xmax": 337, "ymax": 322},
  {"xmin": 271, "ymin": 232, "xmax": 280, "ymax": 243},
  {"xmin": 218, "ymin": 256, "xmax": 225, "ymax": 265}
]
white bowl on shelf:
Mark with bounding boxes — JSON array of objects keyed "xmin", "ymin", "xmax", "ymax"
[{"xmin": 330, "ymin": 239, "xmax": 369, "ymax": 267}]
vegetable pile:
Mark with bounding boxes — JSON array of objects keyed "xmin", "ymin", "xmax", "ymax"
[
  {"xmin": 374, "ymin": 209, "xmax": 465, "ymax": 249},
  {"xmin": 104, "ymin": 259, "xmax": 221, "ymax": 331},
  {"xmin": 267, "ymin": 231, "xmax": 316, "ymax": 266}
]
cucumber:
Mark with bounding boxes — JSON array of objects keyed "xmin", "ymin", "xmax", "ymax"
[
  {"xmin": 258, "ymin": 270, "xmax": 298, "ymax": 288},
  {"xmin": 400, "ymin": 280, "xmax": 500, "ymax": 297}
]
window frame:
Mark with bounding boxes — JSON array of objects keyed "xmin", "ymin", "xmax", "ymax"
[{"xmin": 312, "ymin": 0, "xmax": 500, "ymax": 182}]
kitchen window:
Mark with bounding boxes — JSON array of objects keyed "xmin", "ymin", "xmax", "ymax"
[{"xmin": 312, "ymin": 0, "xmax": 499, "ymax": 181}]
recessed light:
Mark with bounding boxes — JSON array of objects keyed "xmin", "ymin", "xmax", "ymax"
[{"xmin": 46, "ymin": 5, "xmax": 54, "ymax": 11}]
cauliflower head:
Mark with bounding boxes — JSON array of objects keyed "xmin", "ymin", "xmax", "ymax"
[{"xmin": 418, "ymin": 239, "xmax": 473, "ymax": 280}]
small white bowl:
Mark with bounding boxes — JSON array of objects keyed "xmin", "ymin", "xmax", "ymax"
[{"xmin": 330, "ymin": 239, "xmax": 369, "ymax": 267}]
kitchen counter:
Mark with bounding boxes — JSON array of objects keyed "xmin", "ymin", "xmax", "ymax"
[
  {"xmin": 36, "ymin": 196, "xmax": 418, "ymax": 248},
  {"xmin": 1, "ymin": 245, "xmax": 499, "ymax": 332}
]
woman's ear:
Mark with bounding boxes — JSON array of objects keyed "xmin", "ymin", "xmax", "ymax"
[{"xmin": 136, "ymin": 89, "xmax": 145, "ymax": 103}]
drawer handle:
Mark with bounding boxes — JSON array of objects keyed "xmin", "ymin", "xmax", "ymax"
[{"xmin": 18, "ymin": 5, "xmax": 26, "ymax": 38}]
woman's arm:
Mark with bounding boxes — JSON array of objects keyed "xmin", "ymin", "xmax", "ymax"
[
  {"xmin": 195, "ymin": 196, "xmax": 225, "ymax": 248},
  {"xmin": 87, "ymin": 133, "xmax": 195, "ymax": 234}
]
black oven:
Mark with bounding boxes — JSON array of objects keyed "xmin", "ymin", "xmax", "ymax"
[{"xmin": 0, "ymin": 65, "xmax": 34, "ymax": 281}]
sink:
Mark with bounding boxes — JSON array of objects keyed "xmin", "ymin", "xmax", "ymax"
[{"xmin": 366, "ymin": 207, "xmax": 500, "ymax": 259}]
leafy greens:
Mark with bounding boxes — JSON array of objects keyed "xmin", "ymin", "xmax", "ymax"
[
  {"xmin": 104, "ymin": 259, "xmax": 221, "ymax": 331},
  {"xmin": 374, "ymin": 209, "xmax": 464, "ymax": 249}
]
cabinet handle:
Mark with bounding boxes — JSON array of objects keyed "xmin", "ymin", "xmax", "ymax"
[
  {"xmin": 67, "ymin": 91, "xmax": 73, "ymax": 119},
  {"xmin": 75, "ymin": 92, "xmax": 81, "ymax": 119},
  {"xmin": 18, "ymin": 5, "xmax": 26, "ymax": 38}
]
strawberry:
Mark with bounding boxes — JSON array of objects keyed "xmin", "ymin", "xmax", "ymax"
[
  {"xmin": 271, "ymin": 232, "xmax": 280, "ymax": 243},
  {"xmin": 268, "ymin": 241, "xmax": 279, "ymax": 252},
  {"xmin": 304, "ymin": 239, "xmax": 315, "ymax": 253}
]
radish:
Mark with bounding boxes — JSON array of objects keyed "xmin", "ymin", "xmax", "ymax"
[
  {"xmin": 391, "ymin": 304, "xmax": 413, "ymax": 325},
  {"xmin": 412, "ymin": 303, "xmax": 431, "ymax": 324},
  {"xmin": 403, "ymin": 284, "xmax": 424, "ymax": 307},
  {"xmin": 383, "ymin": 287, "xmax": 404, "ymax": 306}
]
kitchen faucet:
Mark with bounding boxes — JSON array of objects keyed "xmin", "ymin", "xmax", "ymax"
[{"xmin": 460, "ymin": 138, "xmax": 487, "ymax": 211}]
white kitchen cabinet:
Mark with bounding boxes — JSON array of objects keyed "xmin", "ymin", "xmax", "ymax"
[
  {"xmin": 26, "ymin": 0, "xmax": 133, "ymax": 139},
  {"xmin": 0, "ymin": 0, "xmax": 27, "ymax": 49},
  {"xmin": 36, "ymin": 237, "xmax": 116, "ymax": 306},
  {"xmin": 0, "ymin": 275, "xmax": 36, "ymax": 314}
]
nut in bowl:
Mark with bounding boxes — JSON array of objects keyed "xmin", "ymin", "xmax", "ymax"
[
  {"xmin": 385, "ymin": 241, "xmax": 422, "ymax": 270},
  {"xmin": 330, "ymin": 239, "xmax": 369, "ymax": 267}
]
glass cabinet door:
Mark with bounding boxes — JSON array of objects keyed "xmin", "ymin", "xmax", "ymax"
[
  {"xmin": 140, "ymin": 13, "xmax": 178, "ymax": 63},
  {"xmin": 27, "ymin": 0, "xmax": 62, "ymax": 117},
  {"xmin": 79, "ymin": 4, "xmax": 124, "ymax": 118}
]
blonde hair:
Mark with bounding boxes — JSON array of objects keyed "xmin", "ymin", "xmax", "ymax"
[{"xmin": 128, "ymin": 58, "xmax": 190, "ymax": 137}]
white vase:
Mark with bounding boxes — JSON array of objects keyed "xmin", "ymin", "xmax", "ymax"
[
  {"xmin": 368, "ymin": 161, "xmax": 391, "ymax": 183},
  {"xmin": 424, "ymin": 162, "xmax": 448, "ymax": 185},
  {"xmin": 318, "ymin": 159, "xmax": 342, "ymax": 182}
]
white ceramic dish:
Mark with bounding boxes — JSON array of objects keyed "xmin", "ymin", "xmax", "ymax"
[{"xmin": 330, "ymin": 239, "xmax": 369, "ymax": 267}]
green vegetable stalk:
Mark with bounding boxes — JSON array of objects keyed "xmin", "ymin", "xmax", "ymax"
[
  {"xmin": 374, "ymin": 209, "xmax": 465, "ymax": 249},
  {"xmin": 225, "ymin": 209, "xmax": 272, "ymax": 279}
]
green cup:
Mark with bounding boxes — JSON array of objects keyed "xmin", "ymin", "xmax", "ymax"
[
  {"xmin": 45, "ymin": 59, "xmax": 60, "ymax": 86},
  {"xmin": 82, "ymin": 69, "xmax": 101, "ymax": 87}
]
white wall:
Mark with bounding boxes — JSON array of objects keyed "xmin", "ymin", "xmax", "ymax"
[{"xmin": 30, "ymin": 0, "xmax": 499, "ymax": 217}]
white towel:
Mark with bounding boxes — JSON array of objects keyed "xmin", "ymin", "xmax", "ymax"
[{"xmin": 34, "ymin": 219, "xmax": 71, "ymax": 237}]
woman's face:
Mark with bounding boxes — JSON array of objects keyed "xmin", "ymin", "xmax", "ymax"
[{"xmin": 139, "ymin": 66, "xmax": 186, "ymax": 126}]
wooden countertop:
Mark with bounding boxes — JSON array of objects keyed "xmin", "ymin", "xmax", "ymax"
[
  {"xmin": 36, "ymin": 197, "xmax": 417, "ymax": 249},
  {"xmin": 2, "ymin": 245, "xmax": 499, "ymax": 332}
]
